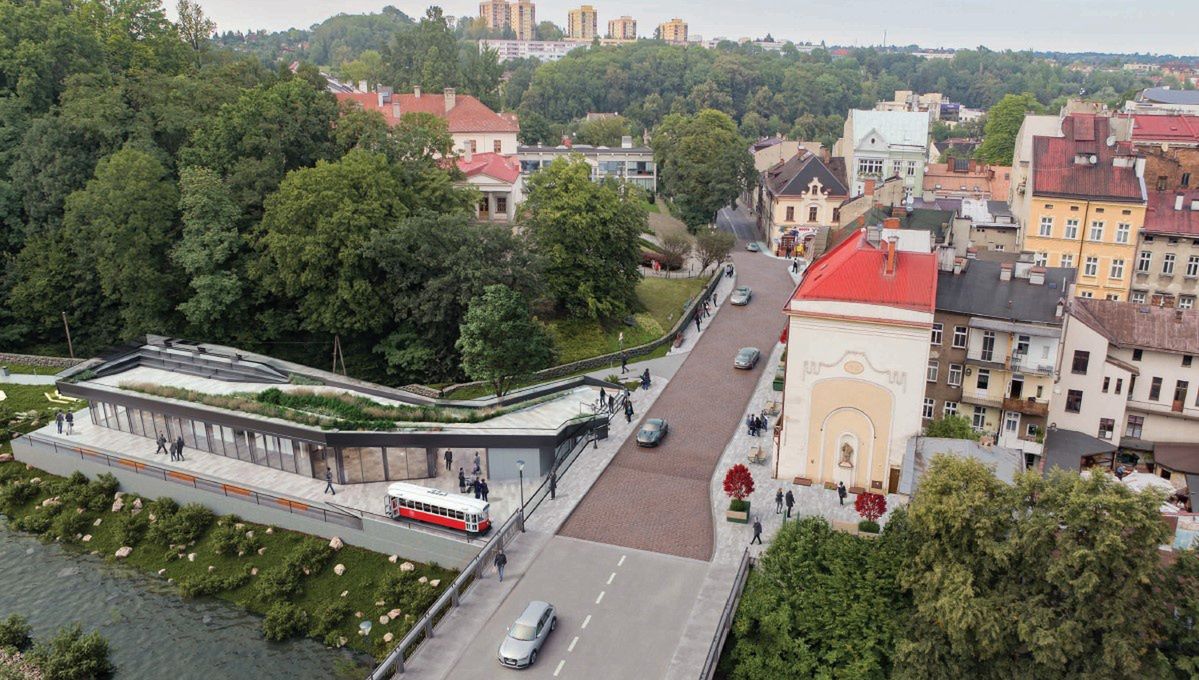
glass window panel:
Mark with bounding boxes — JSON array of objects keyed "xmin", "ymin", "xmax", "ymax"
[
  {"xmin": 265, "ymin": 436, "xmax": 281, "ymax": 470},
  {"xmin": 278, "ymin": 438, "xmax": 296, "ymax": 474},
  {"xmin": 385, "ymin": 447, "xmax": 407, "ymax": 480},
  {"xmin": 196, "ymin": 422, "xmax": 212, "ymax": 453},
  {"xmin": 179, "ymin": 418, "xmax": 197, "ymax": 448},
  {"xmin": 359, "ymin": 447, "xmax": 385, "ymax": 482},
  {"xmin": 233, "ymin": 429, "xmax": 251, "ymax": 461},
  {"xmin": 340, "ymin": 447, "xmax": 365, "ymax": 484},
  {"xmin": 408, "ymin": 447, "xmax": 432, "ymax": 479},
  {"xmin": 295, "ymin": 442, "xmax": 313, "ymax": 478},
  {"xmin": 101, "ymin": 403, "xmax": 115, "ymax": 430},
  {"xmin": 152, "ymin": 413, "xmax": 170, "ymax": 441}
]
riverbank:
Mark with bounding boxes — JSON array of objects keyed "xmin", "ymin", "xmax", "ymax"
[{"xmin": 0, "ymin": 460, "xmax": 455, "ymax": 664}]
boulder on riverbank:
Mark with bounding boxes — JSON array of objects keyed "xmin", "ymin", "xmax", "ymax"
[{"xmin": 115, "ymin": 546, "xmax": 132, "ymax": 558}]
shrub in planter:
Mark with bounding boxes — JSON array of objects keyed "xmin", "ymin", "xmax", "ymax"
[
  {"xmin": 723, "ymin": 464, "xmax": 755, "ymax": 522},
  {"xmin": 0, "ymin": 615, "xmax": 32, "ymax": 652},
  {"xmin": 729, "ymin": 499, "xmax": 749, "ymax": 513},
  {"xmin": 854, "ymin": 492, "xmax": 887, "ymax": 524},
  {"xmin": 262, "ymin": 603, "xmax": 309, "ymax": 642},
  {"xmin": 857, "ymin": 520, "xmax": 880, "ymax": 534}
]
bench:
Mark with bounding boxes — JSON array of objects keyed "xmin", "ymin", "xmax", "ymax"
[{"xmin": 747, "ymin": 445, "xmax": 767, "ymax": 464}]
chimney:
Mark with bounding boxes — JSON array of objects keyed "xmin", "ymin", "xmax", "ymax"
[
  {"xmin": 562, "ymin": 135, "xmax": 573, "ymax": 148},
  {"xmin": 1177, "ymin": 194, "xmax": 1185, "ymax": 211},
  {"xmin": 999, "ymin": 262, "xmax": 1013, "ymax": 282},
  {"xmin": 884, "ymin": 236, "xmax": 899, "ymax": 275},
  {"xmin": 1135, "ymin": 156, "xmax": 1146, "ymax": 179},
  {"xmin": 953, "ymin": 257, "xmax": 965, "ymax": 275},
  {"xmin": 966, "ymin": 246, "xmax": 978, "ymax": 260},
  {"xmin": 891, "ymin": 205, "xmax": 907, "ymax": 218},
  {"xmin": 391, "ymin": 101, "xmax": 400, "ymax": 119},
  {"xmin": 864, "ymin": 179, "xmax": 876, "ymax": 197},
  {"xmin": 1055, "ymin": 299, "xmax": 1064, "ymax": 318},
  {"xmin": 413, "ymin": 85, "xmax": 421, "ymax": 98},
  {"xmin": 1029, "ymin": 266, "xmax": 1046, "ymax": 285},
  {"xmin": 621, "ymin": 135, "xmax": 633, "ymax": 149},
  {"xmin": 444, "ymin": 87, "xmax": 456, "ymax": 112},
  {"xmin": 883, "ymin": 217, "xmax": 901, "ymax": 230}
]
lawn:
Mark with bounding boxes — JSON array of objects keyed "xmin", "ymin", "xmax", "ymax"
[
  {"xmin": 0, "ymin": 384, "xmax": 81, "ymax": 455},
  {"xmin": 2, "ymin": 362, "xmax": 66, "ymax": 376},
  {"xmin": 0, "ymin": 461, "xmax": 455, "ymax": 665}
]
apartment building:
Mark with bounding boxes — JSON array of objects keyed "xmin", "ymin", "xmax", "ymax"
[
  {"xmin": 1049, "ymin": 298, "xmax": 1199, "ymax": 483},
  {"xmin": 834, "ymin": 109, "xmax": 929, "ymax": 197},
  {"xmin": 1021, "ymin": 114, "xmax": 1147, "ymax": 300},
  {"xmin": 607, "ymin": 16, "xmax": 636, "ymax": 41},
  {"xmin": 479, "ymin": 0, "xmax": 510, "ymax": 31},
  {"xmin": 480, "ymin": 0, "xmax": 536, "ymax": 40},
  {"xmin": 758, "ymin": 152, "xmax": 848, "ymax": 252},
  {"xmin": 335, "ymin": 87, "xmax": 520, "ymax": 156},
  {"xmin": 517, "ymin": 136, "xmax": 656, "ymax": 192},
  {"xmin": 567, "ymin": 5, "xmax": 598, "ymax": 40},
  {"xmin": 658, "ymin": 18, "xmax": 688, "ymax": 44},
  {"xmin": 1131, "ymin": 190, "xmax": 1199, "ymax": 308},
  {"xmin": 479, "ymin": 39, "xmax": 582, "ymax": 62},
  {"xmin": 926, "ymin": 256, "xmax": 1074, "ymax": 459}
]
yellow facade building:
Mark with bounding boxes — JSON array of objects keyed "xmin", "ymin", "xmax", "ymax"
[
  {"xmin": 658, "ymin": 18, "xmax": 688, "ymax": 44},
  {"xmin": 567, "ymin": 5, "xmax": 598, "ymax": 40},
  {"xmin": 607, "ymin": 16, "xmax": 636, "ymax": 41},
  {"xmin": 1021, "ymin": 114, "xmax": 1147, "ymax": 300}
]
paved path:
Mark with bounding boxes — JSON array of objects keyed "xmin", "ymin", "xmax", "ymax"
[{"xmin": 558, "ymin": 225, "xmax": 795, "ymax": 560}]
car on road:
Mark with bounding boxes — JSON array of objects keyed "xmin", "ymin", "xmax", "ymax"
[
  {"xmin": 498, "ymin": 601, "xmax": 557, "ymax": 668},
  {"xmin": 746, "ymin": 242, "xmax": 761, "ymax": 252},
  {"xmin": 730, "ymin": 286, "xmax": 753, "ymax": 306},
  {"xmin": 636, "ymin": 418, "xmax": 670, "ymax": 447},
  {"xmin": 734, "ymin": 347, "xmax": 761, "ymax": 370}
]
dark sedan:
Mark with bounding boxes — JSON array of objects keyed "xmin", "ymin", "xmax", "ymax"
[
  {"xmin": 734, "ymin": 347, "xmax": 761, "ymax": 370},
  {"xmin": 636, "ymin": 418, "xmax": 670, "ymax": 447}
]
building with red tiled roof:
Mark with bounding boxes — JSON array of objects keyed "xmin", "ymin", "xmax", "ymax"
[
  {"xmin": 778, "ymin": 226, "xmax": 937, "ymax": 494},
  {"xmin": 456, "ymin": 151, "xmax": 523, "ymax": 222},
  {"xmin": 1129, "ymin": 190, "xmax": 1199, "ymax": 309},
  {"xmin": 922, "ymin": 160, "xmax": 1011, "ymax": 201},
  {"xmin": 336, "ymin": 87, "xmax": 520, "ymax": 156},
  {"xmin": 1117, "ymin": 114, "xmax": 1199, "ymax": 194}
]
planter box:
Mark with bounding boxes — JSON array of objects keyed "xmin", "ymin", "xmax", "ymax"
[
  {"xmin": 849, "ymin": 486, "xmax": 866, "ymax": 495},
  {"xmin": 823, "ymin": 481, "xmax": 838, "ymax": 491},
  {"xmin": 726, "ymin": 500, "xmax": 750, "ymax": 524},
  {"xmin": 792, "ymin": 477, "xmax": 812, "ymax": 486}
]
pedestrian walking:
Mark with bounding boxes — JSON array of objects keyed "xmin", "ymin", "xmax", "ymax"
[
  {"xmin": 458, "ymin": 467, "xmax": 466, "ymax": 493},
  {"xmin": 481, "ymin": 479, "xmax": 490, "ymax": 502},
  {"xmin": 775, "ymin": 488, "xmax": 784, "ymax": 514},
  {"xmin": 607, "ymin": 393, "xmax": 615, "ymax": 412},
  {"xmin": 65, "ymin": 412, "xmax": 74, "ymax": 435},
  {"xmin": 473, "ymin": 478, "xmax": 482, "ymax": 500},
  {"xmin": 444, "ymin": 449, "xmax": 453, "ymax": 472},
  {"xmin": 785, "ymin": 489, "xmax": 795, "ymax": 519},
  {"xmin": 711, "ymin": 290, "xmax": 718, "ymax": 306},
  {"xmin": 599, "ymin": 387, "xmax": 607, "ymax": 408},
  {"xmin": 837, "ymin": 481, "xmax": 848, "ymax": 506},
  {"xmin": 473, "ymin": 451, "xmax": 482, "ymax": 476},
  {"xmin": 694, "ymin": 316, "xmax": 701, "ymax": 332},
  {"xmin": 324, "ymin": 468, "xmax": 336, "ymax": 495},
  {"xmin": 746, "ymin": 414, "xmax": 755, "ymax": 436},
  {"xmin": 154, "ymin": 432, "xmax": 169, "ymax": 455},
  {"xmin": 624, "ymin": 399, "xmax": 633, "ymax": 423},
  {"xmin": 751, "ymin": 518, "xmax": 763, "ymax": 545},
  {"xmin": 55, "ymin": 411, "xmax": 64, "ymax": 434},
  {"xmin": 641, "ymin": 368, "xmax": 651, "ymax": 390},
  {"xmin": 549, "ymin": 471, "xmax": 557, "ymax": 500},
  {"xmin": 620, "ymin": 351, "xmax": 628, "ymax": 374},
  {"xmin": 174, "ymin": 435, "xmax": 184, "ymax": 461},
  {"xmin": 494, "ymin": 549, "xmax": 508, "ymax": 582}
]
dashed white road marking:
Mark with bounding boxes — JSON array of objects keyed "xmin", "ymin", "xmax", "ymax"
[
  {"xmin": 568, "ymin": 636, "xmax": 579, "ymax": 652},
  {"xmin": 606, "ymin": 572, "xmax": 616, "ymax": 585},
  {"xmin": 581, "ymin": 614, "xmax": 592, "ymax": 629},
  {"xmin": 554, "ymin": 660, "xmax": 565, "ymax": 676},
  {"xmin": 595, "ymin": 591, "xmax": 605, "ymax": 604},
  {"xmin": 617, "ymin": 555, "xmax": 626, "ymax": 567}
]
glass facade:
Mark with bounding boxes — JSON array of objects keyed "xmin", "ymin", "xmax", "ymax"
[{"xmin": 87, "ymin": 400, "xmax": 434, "ymax": 484}]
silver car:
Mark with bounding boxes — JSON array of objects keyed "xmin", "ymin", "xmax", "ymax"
[
  {"xmin": 730, "ymin": 286, "xmax": 753, "ymax": 306},
  {"xmin": 498, "ymin": 600, "xmax": 557, "ymax": 668},
  {"xmin": 734, "ymin": 347, "xmax": 761, "ymax": 370}
]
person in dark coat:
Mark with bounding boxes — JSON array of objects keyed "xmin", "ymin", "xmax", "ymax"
[
  {"xmin": 154, "ymin": 432, "xmax": 169, "ymax": 455},
  {"xmin": 65, "ymin": 411, "xmax": 74, "ymax": 435},
  {"xmin": 837, "ymin": 481, "xmax": 848, "ymax": 505},
  {"xmin": 694, "ymin": 316, "xmax": 702, "ymax": 332},
  {"xmin": 473, "ymin": 478, "xmax": 482, "ymax": 499},
  {"xmin": 55, "ymin": 411, "xmax": 64, "ymax": 434},
  {"xmin": 620, "ymin": 351, "xmax": 629, "ymax": 374},
  {"xmin": 775, "ymin": 488, "xmax": 784, "ymax": 514},
  {"xmin": 480, "ymin": 479, "xmax": 490, "ymax": 502},
  {"xmin": 607, "ymin": 393, "xmax": 615, "ymax": 412},
  {"xmin": 458, "ymin": 467, "xmax": 467, "ymax": 492},
  {"xmin": 174, "ymin": 435, "xmax": 185, "ymax": 461},
  {"xmin": 444, "ymin": 449, "xmax": 453, "ymax": 472},
  {"xmin": 324, "ymin": 468, "xmax": 335, "ymax": 495},
  {"xmin": 624, "ymin": 399, "xmax": 634, "ymax": 423},
  {"xmin": 784, "ymin": 489, "xmax": 795, "ymax": 518},
  {"xmin": 746, "ymin": 414, "xmax": 755, "ymax": 436},
  {"xmin": 549, "ymin": 471, "xmax": 557, "ymax": 500},
  {"xmin": 494, "ymin": 549, "xmax": 508, "ymax": 582},
  {"xmin": 751, "ymin": 518, "xmax": 762, "ymax": 544}
]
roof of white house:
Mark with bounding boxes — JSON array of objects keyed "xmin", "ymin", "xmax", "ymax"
[{"xmin": 849, "ymin": 109, "xmax": 930, "ymax": 148}]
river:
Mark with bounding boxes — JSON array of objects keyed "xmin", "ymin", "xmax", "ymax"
[{"xmin": 0, "ymin": 525, "xmax": 366, "ymax": 679}]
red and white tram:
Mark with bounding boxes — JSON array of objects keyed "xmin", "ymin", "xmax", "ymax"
[{"xmin": 385, "ymin": 482, "xmax": 491, "ymax": 535}]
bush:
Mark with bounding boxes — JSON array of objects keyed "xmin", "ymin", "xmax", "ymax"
[
  {"xmin": 147, "ymin": 503, "xmax": 214, "ymax": 546},
  {"xmin": 0, "ymin": 616, "xmax": 32, "ymax": 652},
  {"xmin": 723, "ymin": 464, "xmax": 755, "ymax": 502},
  {"xmin": 255, "ymin": 540, "xmax": 333, "ymax": 601},
  {"xmin": 209, "ymin": 517, "xmax": 262, "ymax": 557},
  {"xmin": 858, "ymin": 520, "xmax": 881, "ymax": 534},
  {"xmin": 729, "ymin": 498, "xmax": 749, "ymax": 513},
  {"xmin": 0, "ymin": 482, "xmax": 38, "ymax": 516},
  {"xmin": 854, "ymin": 492, "xmax": 888, "ymax": 523},
  {"xmin": 114, "ymin": 513, "xmax": 149, "ymax": 546},
  {"xmin": 27, "ymin": 624, "xmax": 113, "ymax": 680},
  {"xmin": 178, "ymin": 568, "xmax": 253, "ymax": 599},
  {"xmin": 59, "ymin": 474, "xmax": 118, "ymax": 514},
  {"xmin": 262, "ymin": 603, "xmax": 309, "ymax": 642},
  {"xmin": 52, "ymin": 511, "xmax": 91, "ymax": 541},
  {"xmin": 374, "ymin": 571, "xmax": 437, "ymax": 617},
  {"xmin": 308, "ymin": 600, "xmax": 352, "ymax": 643},
  {"xmin": 11, "ymin": 511, "xmax": 53, "ymax": 535}
]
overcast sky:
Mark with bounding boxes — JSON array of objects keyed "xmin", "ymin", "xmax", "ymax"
[{"xmin": 183, "ymin": 0, "xmax": 1198, "ymax": 56}]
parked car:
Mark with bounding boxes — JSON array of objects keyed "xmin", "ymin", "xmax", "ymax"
[
  {"xmin": 730, "ymin": 286, "xmax": 753, "ymax": 306},
  {"xmin": 498, "ymin": 601, "xmax": 557, "ymax": 668},
  {"xmin": 636, "ymin": 418, "xmax": 670, "ymax": 447},
  {"xmin": 746, "ymin": 242, "xmax": 761, "ymax": 252},
  {"xmin": 734, "ymin": 347, "xmax": 761, "ymax": 370}
]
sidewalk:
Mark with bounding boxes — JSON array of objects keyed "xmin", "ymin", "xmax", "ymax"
[{"xmin": 0, "ymin": 374, "xmax": 57, "ymax": 385}]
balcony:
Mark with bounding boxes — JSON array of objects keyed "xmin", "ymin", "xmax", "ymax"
[
  {"xmin": 962, "ymin": 390, "xmax": 1004, "ymax": 409},
  {"xmin": 1009, "ymin": 353, "xmax": 1055, "ymax": 375},
  {"xmin": 1003, "ymin": 396, "xmax": 1049, "ymax": 417}
]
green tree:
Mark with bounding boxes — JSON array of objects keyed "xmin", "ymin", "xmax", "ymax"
[
  {"xmin": 574, "ymin": 115, "xmax": 633, "ymax": 147},
  {"xmin": 387, "ymin": 7, "xmax": 458, "ymax": 91},
  {"xmin": 975, "ymin": 93, "xmax": 1043, "ymax": 165},
  {"xmin": 459, "ymin": 44, "xmax": 503, "ymax": 110},
  {"xmin": 535, "ymin": 21, "xmax": 564, "ymax": 41},
  {"xmin": 172, "ymin": 166, "xmax": 244, "ymax": 335},
  {"xmin": 654, "ymin": 110, "xmax": 754, "ymax": 231},
  {"xmin": 27, "ymin": 623, "xmax": 114, "ymax": 680},
  {"xmin": 522, "ymin": 157, "xmax": 645, "ymax": 319},
  {"xmin": 175, "ymin": 0, "xmax": 215, "ymax": 63},
  {"xmin": 457, "ymin": 284, "xmax": 555, "ymax": 396},
  {"xmin": 922, "ymin": 414, "xmax": 980, "ymax": 440},
  {"xmin": 694, "ymin": 227, "xmax": 735, "ymax": 271},
  {"xmin": 337, "ymin": 49, "xmax": 387, "ymax": 88}
]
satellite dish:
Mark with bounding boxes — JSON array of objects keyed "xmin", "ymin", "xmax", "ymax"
[
  {"xmin": 1089, "ymin": 155, "xmax": 1098, "ymax": 165},
  {"xmin": 1106, "ymin": 135, "xmax": 1116, "ymax": 147}
]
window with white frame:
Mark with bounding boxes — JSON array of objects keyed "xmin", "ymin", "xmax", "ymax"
[
  {"xmin": 1188, "ymin": 255, "xmax": 1199, "ymax": 278},
  {"xmin": 927, "ymin": 359, "xmax": 939, "ymax": 382},
  {"xmin": 922, "ymin": 398, "xmax": 934, "ymax": 419},
  {"xmin": 1137, "ymin": 250, "xmax": 1152, "ymax": 272},
  {"xmin": 952, "ymin": 326, "xmax": 967, "ymax": 348},
  {"xmin": 858, "ymin": 158, "xmax": 883, "ymax": 176},
  {"xmin": 1131, "ymin": 290, "xmax": 1147, "ymax": 303},
  {"xmin": 1004, "ymin": 411, "xmax": 1019, "ymax": 433},
  {"xmin": 1181, "ymin": 295, "xmax": 1196, "ymax": 310},
  {"xmin": 976, "ymin": 368, "xmax": 991, "ymax": 390},
  {"xmin": 948, "ymin": 364, "xmax": 963, "ymax": 386},
  {"xmin": 1116, "ymin": 223, "xmax": 1131, "ymax": 243},
  {"xmin": 1089, "ymin": 221, "xmax": 1104, "ymax": 241},
  {"xmin": 1061, "ymin": 253, "xmax": 1074, "ymax": 269},
  {"xmin": 1033, "ymin": 252, "xmax": 1047, "ymax": 266},
  {"xmin": 943, "ymin": 401, "xmax": 958, "ymax": 417},
  {"xmin": 1026, "ymin": 423, "xmax": 1039, "ymax": 438},
  {"xmin": 1038, "ymin": 216, "xmax": 1053, "ymax": 237},
  {"xmin": 972, "ymin": 406, "xmax": 987, "ymax": 430},
  {"xmin": 1164, "ymin": 253, "xmax": 1176, "ymax": 275},
  {"xmin": 1079, "ymin": 290, "xmax": 1094, "ymax": 298},
  {"xmin": 1084, "ymin": 256, "xmax": 1098, "ymax": 277},
  {"xmin": 930, "ymin": 323, "xmax": 943, "ymax": 345},
  {"xmin": 1110, "ymin": 258, "xmax": 1124, "ymax": 279},
  {"xmin": 1106, "ymin": 293, "xmax": 1120, "ymax": 301},
  {"xmin": 906, "ymin": 160, "xmax": 917, "ymax": 176},
  {"xmin": 1064, "ymin": 219, "xmax": 1079, "ymax": 239}
]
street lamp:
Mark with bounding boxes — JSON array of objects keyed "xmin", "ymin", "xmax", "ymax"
[{"xmin": 516, "ymin": 459, "xmax": 526, "ymax": 532}]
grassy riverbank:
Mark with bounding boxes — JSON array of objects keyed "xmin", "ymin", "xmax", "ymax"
[{"xmin": 0, "ymin": 461, "xmax": 454, "ymax": 664}]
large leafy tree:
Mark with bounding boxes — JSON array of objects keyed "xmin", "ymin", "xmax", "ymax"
[
  {"xmin": 522, "ymin": 157, "xmax": 644, "ymax": 319},
  {"xmin": 654, "ymin": 109, "xmax": 754, "ymax": 231},
  {"xmin": 975, "ymin": 92, "xmax": 1043, "ymax": 165},
  {"xmin": 457, "ymin": 284, "xmax": 555, "ymax": 396},
  {"xmin": 923, "ymin": 414, "xmax": 980, "ymax": 440},
  {"xmin": 172, "ymin": 166, "xmax": 244, "ymax": 336}
]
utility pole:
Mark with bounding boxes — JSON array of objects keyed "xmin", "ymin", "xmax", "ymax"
[{"xmin": 61, "ymin": 312, "xmax": 74, "ymax": 359}]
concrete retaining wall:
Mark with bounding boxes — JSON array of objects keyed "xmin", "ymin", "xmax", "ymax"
[{"xmin": 12, "ymin": 437, "xmax": 480, "ymax": 569}]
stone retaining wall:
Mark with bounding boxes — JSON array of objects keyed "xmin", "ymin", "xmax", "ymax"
[{"xmin": 0, "ymin": 352, "xmax": 84, "ymax": 369}]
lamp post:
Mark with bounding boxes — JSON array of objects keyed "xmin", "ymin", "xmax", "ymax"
[{"xmin": 516, "ymin": 459, "xmax": 526, "ymax": 532}]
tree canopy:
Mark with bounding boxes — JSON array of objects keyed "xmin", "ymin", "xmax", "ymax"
[
  {"xmin": 975, "ymin": 92, "xmax": 1044, "ymax": 165},
  {"xmin": 457, "ymin": 284, "xmax": 555, "ymax": 396},
  {"xmin": 654, "ymin": 109, "xmax": 754, "ymax": 231}
]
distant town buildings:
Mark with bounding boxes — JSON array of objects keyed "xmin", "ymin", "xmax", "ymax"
[
  {"xmin": 517, "ymin": 136, "xmax": 657, "ymax": 192},
  {"xmin": 657, "ymin": 18, "xmax": 688, "ymax": 44},
  {"xmin": 607, "ymin": 15, "xmax": 636, "ymax": 41},
  {"xmin": 334, "ymin": 86, "xmax": 520, "ymax": 157},
  {"xmin": 478, "ymin": 0, "xmax": 536, "ymax": 41},
  {"xmin": 567, "ymin": 5, "xmax": 598, "ymax": 41},
  {"xmin": 479, "ymin": 39, "xmax": 582, "ymax": 62},
  {"xmin": 1124, "ymin": 86, "xmax": 1199, "ymax": 116}
]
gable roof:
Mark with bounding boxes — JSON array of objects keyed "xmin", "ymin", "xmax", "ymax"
[
  {"xmin": 1032, "ymin": 115, "xmax": 1144, "ymax": 203},
  {"xmin": 1143, "ymin": 190, "xmax": 1199, "ymax": 236},
  {"xmin": 791, "ymin": 228, "xmax": 937, "ymax": 312},
  {"xmin": 336, "ymin": 90, "xmax": 519, "ymax": 134},
  {"xmin": 1128, "ymin": 114, "xmax": 1199, "ymax": 144},
  {"xmin": 936, "ymin": 260, "xmax": 1073, "ymax": 323},
  {"xmin": 456, "ymin": 152, "xmax": 520, "ymax": 184},
  {"xmin": 763, "ymin": 152, "xmax": 849, "ymax": 198},
  {"xmin": 849, "ymin": 109, "xmax": 929, "ymax": 149},
  {"xmin": 1140, "ymin": 86, "xmax": 1199, "ymax": 106},
  {"xmin": 1071, "ymin": 297, "xmax": 1199, "ymax": 355}
]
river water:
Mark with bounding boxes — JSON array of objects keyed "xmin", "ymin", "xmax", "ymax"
[{"xmin": 0, "ymin": 526, "xmax": 365, "ymax": 679}]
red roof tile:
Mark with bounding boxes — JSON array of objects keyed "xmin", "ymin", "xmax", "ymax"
[
  {"xmin": 1128, "ymin": 114, "xmax": 1199, "ymax": 143},
  {"xmin": 1143, "ymin": 190, "xmax": 1199, "ymax": 236},
  {"xmin": 1032, "ymin": 115, "xmax": 1144, "ymax": 203},
  {"xmin": 791, "ymin": 229, "xmax": 938, "ymax": 312},
  {"xmin": 456, "ymin": 152, "xmax": 520, "ymax": 184},
  {"xmin": 336, "ymin": 91, "xmax": 519, "ymax": 134}
]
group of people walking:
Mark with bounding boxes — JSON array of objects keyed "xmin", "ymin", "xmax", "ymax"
[
  {"xmin": 54, "ymin": 411, "xmax": 74, "ymax": 435},
  {"xmin": 746, "ymin": 412, "xmax": 769, "ymax": 437},
  {"xmin": 457, "ymin": 467, "xmax": 490, "ymax": 501},
  {"xmin": 153, "ymin": 432, "xmax": 186, "ymax": 461}
]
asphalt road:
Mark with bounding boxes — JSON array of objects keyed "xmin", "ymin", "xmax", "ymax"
[
  {"xmin": 717, "ymin": 206, "xmax": 759, "ymax": 242},
  {"xmin": 441, "ymin": 536, "xmax": 707, "ymax": 679}
]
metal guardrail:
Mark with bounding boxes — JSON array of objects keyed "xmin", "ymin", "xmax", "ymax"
[
  {"xmin": 698, "ymin": 548, "xmax": 755, "ymax": 680},
  {"xmin": 17, "ymin": 434, "xmax": 362, "ymax": 530}
]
